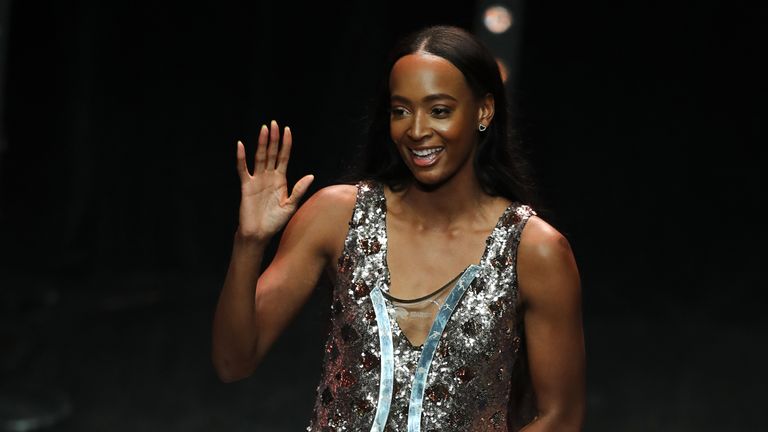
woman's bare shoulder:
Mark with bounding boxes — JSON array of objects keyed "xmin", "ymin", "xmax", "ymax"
[
  {"xmin": 517, "ymin": 215, "xmax": 580, "ymax": 303},
  {"xmin": 284, "ymin": 184, "xmax": 358, "ymax": 255},
  {"xmin": 519, "ymin": 216, "xmax": 573, "ymax": 260},
  {"xmin": 299, "ymin": 184, "xmax": 357, "ymax": 218}
]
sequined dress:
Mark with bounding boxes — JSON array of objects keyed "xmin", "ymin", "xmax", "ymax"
[{"xmin": 307, "ymin": 181, "xmax": 537, "ymax": 431}]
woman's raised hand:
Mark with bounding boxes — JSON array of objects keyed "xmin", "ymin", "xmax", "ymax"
[{"xmin": 235, "ymin": 120, "xmax": 314, "ymax": 242}]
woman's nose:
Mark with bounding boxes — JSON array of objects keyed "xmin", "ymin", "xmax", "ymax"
[{"xmin": 406, "ymin": 112, "xmax": 432, "ymax": 141}]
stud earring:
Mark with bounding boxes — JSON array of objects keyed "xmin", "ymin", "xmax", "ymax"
[{"xmin": 478, "ymin": 123, "xmax": 487, "ymax": 132}]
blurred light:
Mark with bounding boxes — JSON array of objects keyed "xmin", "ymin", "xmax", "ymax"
[
  {"xmin": 495, "ymin": 58, "xmax": 509, "ymax": 83},
  {"xmin": 484, "ymin": 5, "xmax": 513, "ymax": 34}
]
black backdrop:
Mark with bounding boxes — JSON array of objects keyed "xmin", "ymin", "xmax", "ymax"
[{"xmin": 0, "ymin": 1, "xmax": 765, "ymax": 431}]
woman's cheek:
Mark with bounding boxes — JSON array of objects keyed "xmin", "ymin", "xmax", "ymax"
[
  {"xmin": 432, "ymin": 120, "xmax": 459, "ymax": 140},
  {"xmin": 390, "ymin": 122, "xmax": 407, "ymax": 144}
]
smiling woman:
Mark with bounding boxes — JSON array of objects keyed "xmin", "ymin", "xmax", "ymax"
[
  {"xmin": 212, "ymin": 25, "xmax": 585, "ymax": 432},
  {"xmin": 388, "ymin": 53, "xmax": 490, "ymax": 183}
]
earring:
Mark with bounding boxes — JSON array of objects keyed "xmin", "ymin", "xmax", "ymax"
[{"xmin": 478, "ymin": 123, "xmax": 487, "ymax": 132}]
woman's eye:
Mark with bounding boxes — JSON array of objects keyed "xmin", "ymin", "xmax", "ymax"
[
  {"xmin": 431, "ymin": 107, "xmax": 451, "ymax": 117},
  {"xmin": 390, "ymin": 107, "xmax": 409, "ymax": 116}
]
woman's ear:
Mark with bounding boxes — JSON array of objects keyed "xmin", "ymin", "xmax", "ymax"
[{"xmin": 478, "ymin": 93, "xmax": 495, "ymax": 127}]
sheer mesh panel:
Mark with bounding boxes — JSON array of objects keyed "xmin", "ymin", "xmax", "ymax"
[{"xmin": 382, "ymin": 271, "xmax": 463, "ymax": 346}]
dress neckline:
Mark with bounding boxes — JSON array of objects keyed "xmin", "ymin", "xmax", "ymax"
[
  {"xmin": 380, "ymin": 269, "xmax": 463, "ymax": 304},
  {"xmin": 376, "ymin": 182, "xmax": 514, "ymax": 349}
]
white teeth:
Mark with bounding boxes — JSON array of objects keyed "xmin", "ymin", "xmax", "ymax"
[{"xmin": 411, "ymin": 147, "xmax": 443, "ymax": 157}]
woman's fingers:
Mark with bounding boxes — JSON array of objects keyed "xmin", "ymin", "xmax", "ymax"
[
  {"xmin": 247, "ymin": 120, "xmax": 291, "ymax": 176},
  {"xmin": 254, "ymin": 124, "xmax": 268, "ymax": 173},
  {"xmin": 287, "ymin": 174, "xmax": 315, "ymax": 207},
  {"xmin": 236, "ymin": 140, "xmax": 249, "ymax": 180},
  {"xmin": 276, "ymin": 126, "xmax": 292, "ymax": 174},
  {"xmin": 267, "ymin": 120, "xmax": 280, "ymax": 170}
]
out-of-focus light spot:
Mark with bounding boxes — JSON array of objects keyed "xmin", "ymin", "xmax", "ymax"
[
  {"xmin": 484, "ymin": 5, "xmax": 513, "ymax": 34},
  {"xmin": 496, "ymin": 58, "xmax": 509, "ymax": 83}
]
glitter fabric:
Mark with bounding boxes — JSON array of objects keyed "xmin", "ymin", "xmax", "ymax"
[{"xmin": 307, "ymin": 181, "xmax": 537, "ymax": 431}]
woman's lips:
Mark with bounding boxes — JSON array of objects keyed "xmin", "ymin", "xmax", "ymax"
[{"xmin": 409, "ymin": 147, "xmax": 444, "ymax": 167}]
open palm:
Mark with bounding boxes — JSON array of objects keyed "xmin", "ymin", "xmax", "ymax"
[{"xmin": 236, "ymin": 120, "xmax": 314, "ymax": 241}]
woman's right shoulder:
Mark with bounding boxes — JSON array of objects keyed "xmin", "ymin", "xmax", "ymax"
[
  {"xmin": 287, "ymin": 183, "xmax": 358, "ymax": 235},
  {"xmin": 301, "ymin": 183, "xmax": 358, "ymax": 215},
  {"xmin": 285, "ymin": 184, "xmax": 358, "ymax": 259}
]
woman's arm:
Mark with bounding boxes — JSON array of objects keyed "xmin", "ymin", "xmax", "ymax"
[
  {"xmin": 517, "ymin": 216, "xmax": 586, "ymax": 432},
  {"xmin": 211, "ymin": 120, "xmax": 354, "ymax": 383}
]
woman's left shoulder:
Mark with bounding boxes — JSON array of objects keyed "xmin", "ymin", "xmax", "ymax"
[
  {"xmin": 517, "ymin": 215, "xmax": 579, "ymax": 291},
  {"xmin": 520, "ymin": 215, "xmax": 572, "ymax": 254}
]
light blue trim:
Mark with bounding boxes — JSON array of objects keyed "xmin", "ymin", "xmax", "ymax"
[
  {"xmin": 370, "ymin": 287, "xmax": 394, "ymax": 432},
  {"xmin": 407, "ymin": 265, "xmax": 481, "ymax": 432}
]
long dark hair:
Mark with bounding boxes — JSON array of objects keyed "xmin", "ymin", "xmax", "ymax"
[{"xmin": 352, "ymin": 25, "xmax": 538, "ymax": 206}]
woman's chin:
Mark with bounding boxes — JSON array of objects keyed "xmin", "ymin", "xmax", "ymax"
[{"xmin": 408, "ymin": 171, "xmax": 453, "ymax": 191}]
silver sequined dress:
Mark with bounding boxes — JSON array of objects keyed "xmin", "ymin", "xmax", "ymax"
[{"xmin": 307, "ymin": 181, "xmax": 537, "ymax": 431}]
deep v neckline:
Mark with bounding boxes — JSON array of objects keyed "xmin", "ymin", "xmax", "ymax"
[{"xmin": 378, "ymin": 185, "xmax": 515, "ymax": 348}]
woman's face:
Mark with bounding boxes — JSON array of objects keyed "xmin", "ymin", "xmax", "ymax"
[{"xmin": 389, "ymin": 53, "xmax": 493, "ymax": 187}]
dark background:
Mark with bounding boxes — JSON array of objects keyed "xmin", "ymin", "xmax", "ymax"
[{"xmin": 0, "ymin": 0, "xmax": 765, "ymax": 431}]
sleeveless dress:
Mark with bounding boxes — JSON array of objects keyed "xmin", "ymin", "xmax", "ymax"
[{"xmin": 307, "ymin": 181, "xmax": 537, "ymax": 432}]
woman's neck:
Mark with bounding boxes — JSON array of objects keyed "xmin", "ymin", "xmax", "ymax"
[{"xmin": 387, "ymin": 169, "xmax": 502, "ymax": 231}]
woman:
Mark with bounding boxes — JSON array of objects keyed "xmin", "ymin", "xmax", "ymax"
[{"xmin": 212, "ymin": 26, "xmax": 585, "ymax": 431}]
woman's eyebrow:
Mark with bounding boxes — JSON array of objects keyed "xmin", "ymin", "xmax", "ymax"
[{"xmin": 390, "ymin": 93, "xmax": 458, "ymax": 103}]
